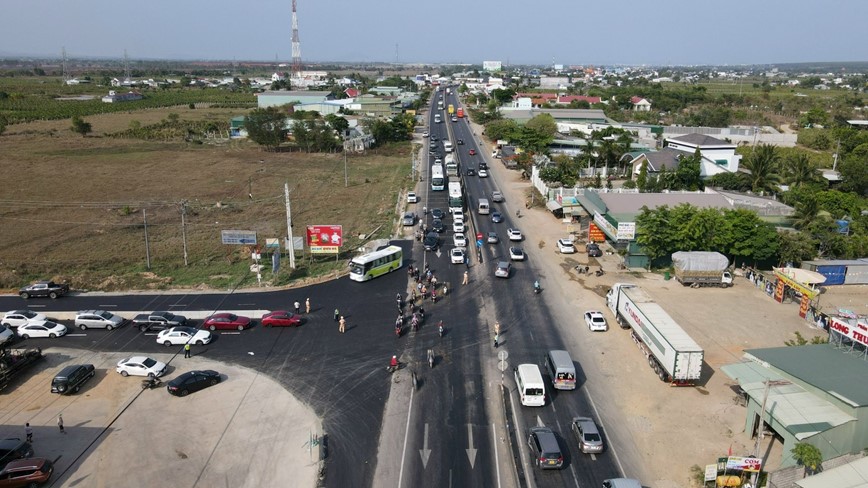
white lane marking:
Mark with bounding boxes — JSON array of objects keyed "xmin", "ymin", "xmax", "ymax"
[
  {"xmin": 419, "ymin": 423, "xmax": 431, "ymax": 468},
  {"xmin": 65, "ymin": 333, "xmax": 87, "ymax": 337},
  {"xmin": 587, "ymin": 386, "xmax": 627, "ymax": 477},
  {"xmin": 397, "ymin": 381, "xmax": 415, "ymax": 488},
  {"xmin": 492, "ymin": 423, "xmax": 501, "ymax": 488},
  {"xmin": 98, "ymin": 304, "xmax": 117, "ymax": 307},
  {"xmin": 466, "ymin": 424, "xmax": 477, "ymax": 468}
]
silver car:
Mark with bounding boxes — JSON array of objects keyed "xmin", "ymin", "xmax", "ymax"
[
  {"xmin": 571, "ymin": 416, "xmax": 604, "ymax": 453},
  {"xmin": 402, "ymin": 212, "xmax": 415, "ymax": 226},
  {"xmin": 75, "ymin": 310, "xmax": 125, "ymax": 330},
  {"xmin": 495, "ymin": 261, "xmax": 511, "ymax": 278}
]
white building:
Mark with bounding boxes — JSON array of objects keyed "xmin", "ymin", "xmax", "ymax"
[{"xmin": 482, "ymin": 61, "xmax": 502, "ymax": 72}]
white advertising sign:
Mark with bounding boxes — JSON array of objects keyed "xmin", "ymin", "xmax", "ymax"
[{"xmin": 829, "ymin": 318, "xmax": 868, "ymax": 348}]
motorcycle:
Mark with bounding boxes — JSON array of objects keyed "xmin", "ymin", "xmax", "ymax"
[
  {"xmin": 141, "ymin": 377, "xmax": 163, "ymax": 390},
  {"xmin": 595, "ymin": 268, "xmax": 605, "ymax": 277},
  {"xmin": 387, "ymin": 361, "xmax": 401, "ymax": 374},
  {"xmin": 394, "ymin": 323, "xmax": 402, "ymax": 337},
  {"xmin": 438, "ymin": 321, "xmax": 444, "ymax": 338},
  {"xmin": 428, "ymin": 349, "xmax": 435, "ymax": 369},
  {"xmin": 534, "ymin": 281, "xmax": 541, "ymax": 294}
]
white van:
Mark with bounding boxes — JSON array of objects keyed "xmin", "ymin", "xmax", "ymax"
[
  {"xmin": 544, "ymin": 350, "xmax": 577, "ymax": 390},
  {"xmin": 514, "ymin": 364, "xmax": 545, "ymax": 407},
  {"xmin": 477, "ymin": 198, "xmax": 490, "ymax": 215}
]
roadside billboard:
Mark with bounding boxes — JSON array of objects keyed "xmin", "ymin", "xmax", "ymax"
[
  {"xmin": 221, "ymin": 230, "xmax": 257, "ymax": 245},
  {"xmin": 725, "ymin": 456, "xmax": 762, "ymax": 472},
  {"xmin": 306, "ymin": 225, "xmax": 343, "ymax": 254}
]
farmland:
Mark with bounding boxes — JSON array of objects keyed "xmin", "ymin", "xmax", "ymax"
[{"xmin": 0, "ymin": 107, "xmax": 412, "ymax": 291}]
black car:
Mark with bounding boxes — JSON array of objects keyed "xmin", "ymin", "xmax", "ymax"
[
  {"xmin": 431, "ymin": 208, "xmax": 445, "ymax": 220},
  {"xmin": 456, "ymin": 139, "xmax": 464, "ymax": 145},
  {"xmin": 0, "ymin": 438, "xmax": 33, "ymax": 471},
  {"xmin": 166, "ymin": 370, "xmax": 221, "ymax": 397},
  {"xmin": 587, "ymin": 243, "xmax": 603, "ymax": 257},
  {"xmin": 466, "ymin": 168, "xmax": 476, "ymax": 176},
  {"xmin": 51, "ymin": 364, "xmax": 95, "ymax": 395},
  {"xmin": 423, "ymin": 232, "xmax": 439, "ymax": 251},
  {"xmin": 491, "ymin": 211, "xmax": 504, "ymax": 223},
  {"xmin": 479, "ymin": 161, "xmax": 488, "ymax": 170},
  {"xmin": 431, "ymin": 219, "xmax": 444, "ymax": 233}
]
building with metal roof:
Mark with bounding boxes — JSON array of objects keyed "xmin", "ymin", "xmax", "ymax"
[
  {"xmin": 794, "ymin": 456, "xmax": 868, "ymax": 488},
  {"xmin": 256, "ymin": 90, "xmax": 334, "ymax": 108},
  {"xmin": 722, "ymin": 344, "xmax": 868, "ymax": 469}
]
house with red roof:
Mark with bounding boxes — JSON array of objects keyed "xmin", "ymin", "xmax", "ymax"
[
  {"xmin": 631, "ymin": 96, "xmax": 652, "ymax": 111},
  {"xmin": 556, "ymin": 95, "xmax": 602, "ymax": 106},
  {"xmin": 344, "ymin": 88, "xmax": 360, "ymax": 98}
]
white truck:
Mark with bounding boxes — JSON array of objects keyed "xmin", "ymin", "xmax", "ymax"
[
  {"xmin": 672, "ymin": 251, "xmax": 733, "ymax": 288},
  {"xmin": 606, "ymin": 283, "xmax": 704, "ymax": 385}
]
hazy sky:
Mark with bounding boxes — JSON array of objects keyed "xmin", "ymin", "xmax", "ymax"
[{"xmin": 2, "ymin": 0, "xmax": 866, "ymax": 66}]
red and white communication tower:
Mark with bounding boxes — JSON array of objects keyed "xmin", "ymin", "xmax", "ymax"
[{"xmin": 291, "ymin": 0, "xmax": 302, "ymax": 80}]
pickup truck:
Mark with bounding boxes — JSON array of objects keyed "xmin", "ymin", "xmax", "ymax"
[
  {"xmin": 19, "ymin": 281, "xmax": 70, "ymax": 300},
  {"xmin": 0, "ymin": 348, "xmax": 43, "ymax": 391},
  {"xmin": 132, "ymin": 311, "xmax": 188, "ymax": 332}
]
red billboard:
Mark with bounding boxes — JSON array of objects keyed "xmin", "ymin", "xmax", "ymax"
[{"xmin": 306, "ymin": 225, "xmax": 343, "ymax": 254}]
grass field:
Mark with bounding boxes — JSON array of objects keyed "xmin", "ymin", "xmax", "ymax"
[{"xmin": 0, "ymin": 107, "xmax": 412, "ymax": 291}]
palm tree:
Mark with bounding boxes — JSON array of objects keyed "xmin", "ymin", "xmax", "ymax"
[
  {"xmin": 742, "ymin": 144, "xmax": 782, "ymax": 194},
  {"xmin": 792, "ymin": 195, "xmax": 821, "ymax": 230},
  {"xmin": 784, "ymin": 153, "xmax": 821, "ymax": 188}
]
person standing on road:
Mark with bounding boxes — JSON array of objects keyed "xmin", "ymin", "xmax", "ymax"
[
  {"xmin": 494, "ymin": 321, "xmax": 501, "ymax": 336},
  {"xmin": 25, "ymin": 423, "xmax": 32, "ymax": 442},
  {"xmin": 306, "ymin": 298, "xmax": 311, "ymax": 314},
  {"xmin": 294, "ymin": 301, "xmax": 301, "ymax": 314},
  {"xmin": 462, "ymin": 270, "xmax": 469, "ymax": 285},
  {"xmin": 334, "ymin": 308, "xmax": 340, "ymax": 322},
  {"xmin": 339, "ymin": 316, "xmax": 346, "ymax": 334},
  {"xmin": 57, "ymin": 414, "xmax": 65, "ymax": 434},
  {"xmin": 184, "ymin": 343, "xmax": 192, "ymax": 358},
  {"xmin": 493, "ymin": 332, "xmax": 499, "ymax": 348}
]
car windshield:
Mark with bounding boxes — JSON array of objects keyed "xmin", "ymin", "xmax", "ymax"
[
  {"xmin": 142, "ymin": 358, "xmax": 157, "ymax": 367},
  {"xmin": 99, "ymin": 311, "xmax": 113, "ymax": 319}
]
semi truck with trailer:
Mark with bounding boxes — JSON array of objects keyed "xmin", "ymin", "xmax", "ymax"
[
  {"xmin": 672, "ymin": 251, "xmax": 733, "ymax": 288},
  {"xmin": 606, "ymin": 283, "xmax": 704, "ymax": 385},
  {"xmin": 0, "ymin": 347, "xmax": 43, "ymax": 391}
]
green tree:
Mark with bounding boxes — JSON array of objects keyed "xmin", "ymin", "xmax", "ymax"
[
  {"xmin": 742, "ymin": 144, "xmax": 782, "ymax": 194},
  {"xmin": 778, "ymin": 231, "xmax": 818, "ymax": 267},
  {"xmin": 706, "ymin": 172, "xmax": 749, "ymax": 191},
  {"xmin": 838, "ymin": 143, "xmax": 868, "ymax": 196},
  {"xmin": 524, "ymin": 113, "xmax": 558, "ymax": 139},
  {"xmin": 489, "ymin": 88, "xmax": 516, "ymax": 107},
  {"xmin": 70, "ymin": 116, "xmax": 92, "ymax": 137},
  {"xmin": 792, "ymin": 195, "xmax": 821, "ymax": 230},
  {"xmin": 798, "ymin": 108, "xmax": 828, "ymax": 128},
  {"xmin": 791, "ymin": 443, "xmax": 823, "ymax": 476},
  {"xmin": 784, "ymin": 153, "xmax": 821, "ymax": 188},
  {"xmin": 675, "ymin": 149, "xmax": 704, "ymax": 191},
  {"xmin": 722, "ymin": 208, "xmax": 780, "ymax": 265},
  {"xmin": 324, "ymin": 114, "xmax": 349, "ymax": 135},
  {"xmin": 636, "ymin": 160, "xmax": 648, "ymax": 192},
  {"xmin": 244, "ymin": 107, "xmax": 288, "ymax": 151},
  {"xmin": 635, "ymin": 205, "xmax": 673, "ymax": 265},
  {"xmin": 484, "ymin": 119, "xmax": 519, "ymax": 142},
  {"xmin": 0, "ymin": 114, "xmax": 7, "ymax": 136}
]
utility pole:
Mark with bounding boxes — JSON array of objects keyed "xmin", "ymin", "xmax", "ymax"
[
  {"xmin": 752, "ymin": 379, "xmax": 789, "ymax": 485},
  {"xmin": 285, "ymin": 182, "xmax": 296, "ymax": 269},
  {"xmin": 344, "ymin": 146, "xmax": 348, "ymax": 188},
  {"xmin": 180, "ymin": 200, "xmax": 189, "ymax": 266},
  {"xmin": 143, "ymin": 209, "xmax": 151, "ymax": 270}
]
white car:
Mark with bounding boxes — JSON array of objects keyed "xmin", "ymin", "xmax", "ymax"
[
  {"xmin": 75, "ymin": 310, "xmax": 125, "ymax": 330},
  {"xmin": 452, "ymin": 209, "xmax": 465, "ymax": 221},
  {"xmin": 0, "ymin": 325, "xmax": 13, "ymax": 346},
  {"xmin": 422, "ymin": 131, "xmax": 429, "ymax": 138},
  {"xmin": 17, "ymin": 321, "xmax": 67, "ymax": 339},
  {"xmin": 509, "ymin": 246, "xmax": 526, "ymax": 261},
  {"xmin": 507, "ymin": 228, "xmax": 523, "ymax": 241},
  {"xmin": 407, "ymin": 192, "xmax": 418, "ymax": 203},
  {"xmin": 557, "ymin": 239, "xmax": 577, "ymax": 254},
  {"xmin": 478, "ymin": 169, "xmax": 489, "ymax": 178},
  {"xmin": 453, "ymin": 233, "xmax": 467, "ymax": 248},
  {"xmin": 2, "ymin": 310, "xmax": 47, "ymax": 329},
  {"xmin": 584, "ymin": 311, "xmax": 608, "ymax": 332},
  {"xmin": 453, "ymin": 220, "xmax": 465, "ymax": 233},
  {"xmin": 157, "ymin": 326, "xmax": 213, "ymax": 347},
  {"xmin": 491, "ymin": 190, "xmax": 504, "ymax": 203},
  {"xmin": 116, "ymin": 356, "xmax": 167, "ymax": 377},
  {"xmin": 450, "ymin": 248, "xmax": 466, "ymax": 264}
]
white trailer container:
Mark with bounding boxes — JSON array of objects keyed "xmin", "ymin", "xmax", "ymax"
[{"xmin": 606, "ymin": 283, "xmax": 704, "ymax": 385}]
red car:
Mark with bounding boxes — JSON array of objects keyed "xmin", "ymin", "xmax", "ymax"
[
  {"xmin": 261, "ymin": 310, "xmax": 303, "ymax": 327},
  {"xmin": 469, "ymin": 149, "xmax": 476, "ymax": 155},
  {"xmin": 202, "ymin": 313, "xmax": 251, "ymax": 331}
]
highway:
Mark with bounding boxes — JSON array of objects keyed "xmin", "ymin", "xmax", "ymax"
[{"xmin": 1, "ymin": 87, "xmax": 636, "ymax": 488}]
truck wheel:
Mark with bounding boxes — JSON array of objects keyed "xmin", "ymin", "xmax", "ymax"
[
  {"xmin": 20, "ymin": 292, "xmax": 29, "ymax": 299},
  {"xmin": 49, "ymin": 292, "xmax": 58, "ymax": 299}
]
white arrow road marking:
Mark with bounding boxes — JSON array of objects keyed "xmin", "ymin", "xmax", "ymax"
[
  {"xmin": 466, "ymin": 424, "xmax": 477, "ymax": 469},
  {"xmin": 419, "ymin": 423, "xmax": 431, "ymax": 468},
  {"xmin": 435, "ymin": 248, "xmax": 442, "ymax": 258},
  {"xmin": 536, "ymin": 415, "xmax": 544, "ymax": 427}
]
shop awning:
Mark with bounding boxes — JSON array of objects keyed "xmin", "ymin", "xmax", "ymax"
[{"xmin": 546, "ymin": 200, "xmax": 563, "ymax": 211}]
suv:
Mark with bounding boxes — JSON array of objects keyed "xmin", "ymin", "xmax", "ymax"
[
  {"xmin": 0, "ymin": 439, "xmax": 33, "ymax": 471},
  {"xmin": 75, "ymin": 310, "xmax": 124, "ymax": 330},
  {"xmin": 491, "ymin": 190, "xmax": 504, "ymax": 203},
  {"xmin": 51, "ymin": 364, "xmax": 95, "ymax": 395},
  {"xmin": 0, "ymin": 458, "xmax": 53, "ymax": 486},
  {"xmin": 527, "ymin": 427, "xmax": 563, "ymax": 470}
]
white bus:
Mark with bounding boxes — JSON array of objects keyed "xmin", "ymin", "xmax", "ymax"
[
  {"xmin": 434, "ymin": 114, "xmax": 442, "ymax": 124},
  {"xmin": 431, "ymin": 164, "xmax": 445, "ymax": 191},
  {"xmin": 444, "ymin": 141, "xmax": 453, "ymax": 153},
  {"xmin": 448, "ymin": 181, "xmax": 463, "ymax": 210},
  {"xmin": 348, "ymin": 245, "xmax": 403, "ymax": 282},
  {"xmin": 514, "ymin": 364, "xmax": 546, "ymax": 407},
  {"xmin": 445, "ymin": 154, "xmax": 458, "ymax": 176}
]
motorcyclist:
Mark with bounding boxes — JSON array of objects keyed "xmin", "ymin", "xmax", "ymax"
[
  {"xmin": 389, "ymin": 355, "xmax": 398, "ymax": 371},
  {"xmin": 438, "ymin": 320, "xmax": 444, "ymax": 337},
  {"xmin": 534, "ymin": 280, "xmax": 541, "ymax": 292}
]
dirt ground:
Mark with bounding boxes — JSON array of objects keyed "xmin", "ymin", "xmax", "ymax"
[
  {"xmin": 0, "ymin": 108, "xmax": 412, "ymax": 290},
  {"xmin": 466, "ymin": 118, "xmax": 835, "ymax": 488}
]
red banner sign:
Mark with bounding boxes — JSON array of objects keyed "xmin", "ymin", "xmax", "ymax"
[
  {"xmin": 306, "ymin": 225, "xmax": 343, "ymax": 248},
  {"xmin": 588, "ymin": 223, "xmax": 605, "ymax": 243}
]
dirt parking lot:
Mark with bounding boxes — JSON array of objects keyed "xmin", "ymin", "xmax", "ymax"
[{"xmin": 0, "ymin": 348, "xmax": 321, "ymax": 488}]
